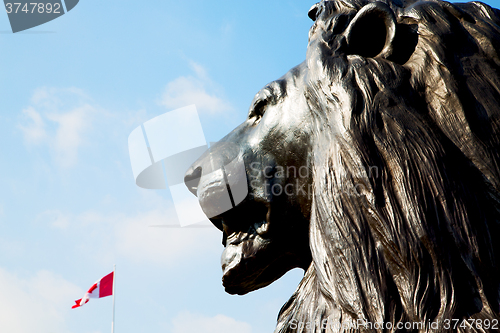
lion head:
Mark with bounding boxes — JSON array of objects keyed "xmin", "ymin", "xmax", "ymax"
[{"xmin": 185, "ymin": 0, "xmax": 500, "ymax": 331}]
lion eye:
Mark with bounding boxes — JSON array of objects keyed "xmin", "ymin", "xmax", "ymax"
[{"xmin": 249, "ymin": 99, "xmax": 267, "ymax": 121}]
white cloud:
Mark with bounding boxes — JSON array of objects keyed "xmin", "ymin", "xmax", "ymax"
[
  {"xmin": 0, "ymin": 267, "xmax": 83, "ymax": 333},
  {"xmin": 171, "ymin": 311, "xmax": 253, "ymax": 333},
  {"xmin": 160, "ymin": 62, "xmax": 233, "ymax": 114},
  {"xmin": 47, "ymin": 104, "xmax": 94, "ymax": 167},
  {"xmin": 31, "ymin": 86, "xmax": 88, "ymax": 110},
  {"xmin": 18, "ymin": 87, "xmax": 95, "ymax": 167},
  {"xmin": 189, "ymin": 61, "xmax": 209, "ymax": 81},
  {"xmin": 37, "ymin": 201, "xmax": 221, "ymax": 265},
  {"xmin": 19, "ymin": 107, "xmax": 47, "ymax": 144},
  {"xmin": 115, "ymin": 208, "xmax": 220, "ymax": 265}
]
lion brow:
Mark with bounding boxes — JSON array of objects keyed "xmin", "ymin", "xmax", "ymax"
[{"xmin": 263, "ymin": 80, "xmax": 287, "ymax": 103}]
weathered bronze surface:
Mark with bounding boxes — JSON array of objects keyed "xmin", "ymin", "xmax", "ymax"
[{"xmin": 185, "ymin": 0, "xmax": 500, "ymax": 331}]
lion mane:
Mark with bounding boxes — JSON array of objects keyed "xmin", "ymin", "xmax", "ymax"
[{"xmin": 276, "ymin": 0, "xmax": 500, "ymax": 332}]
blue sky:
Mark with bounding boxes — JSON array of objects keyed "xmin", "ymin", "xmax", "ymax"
[{"xmin": 0, "ymin": 0, "xmax": 499, "ymax": 332}]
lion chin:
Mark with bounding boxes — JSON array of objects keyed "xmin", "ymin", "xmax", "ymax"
[
  {"xmin": 221, "ymin": 232, "xmax": 270, "ymax": 295},
  {"xmin": 220, "ymin": 220, "xmax": 271, "ymax": 294},
  {"xmin": 186, "ymin": 0, "xmax": 500, "ymax": 332}
]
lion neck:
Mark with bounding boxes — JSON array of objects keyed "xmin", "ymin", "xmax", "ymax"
[
  {"xmin": 275, "ymin": 262, "xmax": 365, "ymax": 333},
  {"xmin": 275, "ymin": 264, "xmax": 335, "ymax": 333}
]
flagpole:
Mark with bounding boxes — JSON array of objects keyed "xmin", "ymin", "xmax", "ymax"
[{"xmin": 112, "ymin": 264, "xmax": 116, "ymax": 333}]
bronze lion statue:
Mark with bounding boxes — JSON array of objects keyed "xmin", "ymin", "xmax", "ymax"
[{"xmin": 184, "ymin": 0, "xmax": 500, "ymax": 331}]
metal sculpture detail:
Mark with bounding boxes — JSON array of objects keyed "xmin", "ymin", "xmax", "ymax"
[{"xmin": 185, "ymin": 0, "xmax": 500, "ymax": 331}]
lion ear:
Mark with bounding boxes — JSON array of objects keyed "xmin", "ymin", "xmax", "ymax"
[
  {"xmin": 308, "ymin": 3, "xmax": 320, "ymax": 21},
  {"xmin": 345, "ymin": 2, "xmax": 396, "ymax": 59}
]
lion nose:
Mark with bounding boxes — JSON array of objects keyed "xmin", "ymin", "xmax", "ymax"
[
  {"xmin": 183, "ymin": 140, "xmax": 248, "ymax": 220},
  {"xmin": 184, "ymin": 166, "xmax": 202, "ymax": 196}
]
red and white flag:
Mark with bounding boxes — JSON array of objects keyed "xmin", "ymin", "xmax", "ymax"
[{"xmin": 72, "ymin": 271, "xmax": 114, "ymax": 309}]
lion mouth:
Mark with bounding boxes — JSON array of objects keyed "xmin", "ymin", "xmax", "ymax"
[
  {"xmin": 221, "ymin": 219, "xmax": 270, "ymax": 273},
  {"xmin": 212, "ymin": 202, "xmax": 271, "ymax": 247},
  {"xmin": 223, "ymin": 219, "xmax": 270, "ymax": 246}
]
